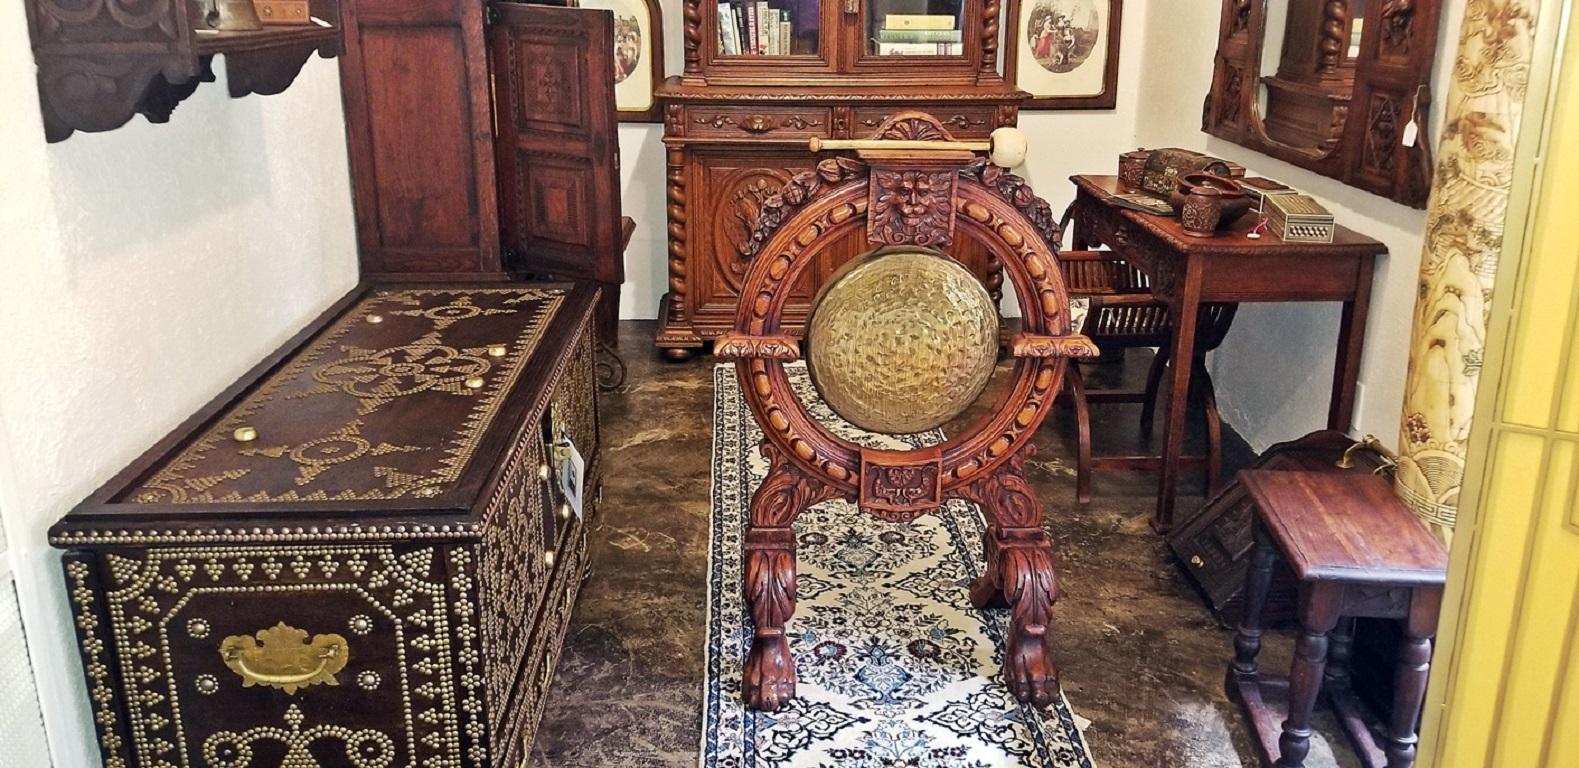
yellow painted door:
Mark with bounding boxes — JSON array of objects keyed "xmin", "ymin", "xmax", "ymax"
[{"xmin": 1419, "ymin": 6, "xmax": 1579, "ymax": 766}]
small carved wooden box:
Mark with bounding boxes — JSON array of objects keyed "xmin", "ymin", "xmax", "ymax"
[{"xmin": 50, "ymin": 283, "xmax": 603, "ymax": 768}]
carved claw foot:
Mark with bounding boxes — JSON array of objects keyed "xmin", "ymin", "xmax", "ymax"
[
  {"xmin": 742, "ymin": 634, "xmax": 796, "ymax": 711},
  {"xmin": 1004, "ymin": 630, "xmax": 1060, "ymax": 708}
]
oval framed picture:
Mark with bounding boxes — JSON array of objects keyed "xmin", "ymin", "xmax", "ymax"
[
  {"xmin": 1006, "ymin": 0, "xmax": 1121, "ymax": 110},
  {"xmin": 579, "ymin": 0, "xmax": 665, "ymax": 121}
]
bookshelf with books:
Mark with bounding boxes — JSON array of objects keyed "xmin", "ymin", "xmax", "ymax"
[{"xmin": 652, "ymin": 0, "xmax": 1024, "ymax": 359}]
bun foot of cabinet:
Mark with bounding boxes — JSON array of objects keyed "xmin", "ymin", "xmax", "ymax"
[{"xmin": 656, "ymin": 292, "xmax": 705, "ymax": 361}]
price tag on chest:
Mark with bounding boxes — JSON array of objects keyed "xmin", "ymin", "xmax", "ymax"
[{"xmin": 554, "ymin": 436, "xmax": 586, "ymax": 521}]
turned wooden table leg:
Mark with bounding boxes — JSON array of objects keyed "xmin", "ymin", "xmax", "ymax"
[
  {"xmin": 1232, "ymin": 525, "xmax": 1276, "ymax": 682},
  {"xmin": 741, "ymin": 443, "xmax": 837, "ymax": 712},
  {"xmin": 1278, "ymin": 584, "xmax": 1343, "ymax": 767},
  {"xmin": 1323, "ymin": 616, "xmax": 1357, "ymax": 695},
  {"xmin": 1387, "ymin": 589, "xmax": 1442, "ymax": 768}
]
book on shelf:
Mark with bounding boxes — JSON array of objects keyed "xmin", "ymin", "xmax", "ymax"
[
  {"xmin": 746, "ymin": 1, "xmax": 758, "ymax": 54},
  {"xmin": 874, "ymin": 41, "xmax": 962, "ymax": 55},
  {"xmin": 764, "ymin": 6, "xmax": 776, "ymax": 55},
  {"xmin": 717, "ymin": 2, "xmax": 741, "ymax": 54},
  {"xmin": 719, "ymin": 0, "xmax": 801, "ymax": 55},
  {"xmin": 875, "ymin": 28, "xmax": 962, "ymax": 43},
  {"xmin": 882, "ymin": 13, "xmax": 956, "ymax": 30}
]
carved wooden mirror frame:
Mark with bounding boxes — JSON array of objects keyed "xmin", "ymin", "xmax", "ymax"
[
  {"xmin": 715, "ymin": 112, "xmax": 1096, "ymax": 712},
  {"xmin": 1201, "ymin": 0, "xmax": 1442, "ymax": 208}
]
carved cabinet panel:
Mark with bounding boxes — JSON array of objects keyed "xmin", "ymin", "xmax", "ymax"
[
  {"xmin": 656, "ymin": 100, "xmax": 1019, "ymax": 358},
  {"xmin": 51, "ymin": 283, "xmax": 604, "ymax": 768}
]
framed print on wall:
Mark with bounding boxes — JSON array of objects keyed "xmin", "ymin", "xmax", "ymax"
[
  {"xmin": 580, "ymin": 0, "xmax": 665, "ymax": 121},
  {"xmin": 1006, "ymin": 0, "xmax": 1121, "ymax": 110}
]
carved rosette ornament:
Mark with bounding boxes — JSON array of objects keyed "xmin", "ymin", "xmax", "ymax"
[{"xmin": 714, "ymin": 112, "xmax": 1095, "ymax": 711}]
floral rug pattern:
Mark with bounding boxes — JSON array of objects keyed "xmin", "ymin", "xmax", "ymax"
[{"xmin": 703, "ymin": 364, "xmax": 1095, "ymax": 767}]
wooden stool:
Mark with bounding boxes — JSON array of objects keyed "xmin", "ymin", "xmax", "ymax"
[{"xmin": 1229, "ymin": 470, "xmax": 1448, "ymax": 768}]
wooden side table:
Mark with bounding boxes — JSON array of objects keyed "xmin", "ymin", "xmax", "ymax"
[
  {"xmin": 1068, "ymin": 174, "xmax": 1386, "ymax": 530},
  {"xmin": 1230, "ymin": 470, "xmax": 1448, "ymax": 768}
]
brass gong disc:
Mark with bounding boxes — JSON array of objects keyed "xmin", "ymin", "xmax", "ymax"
[{"xmin": 806, "ymin": 247, "xmax": 999, "ymax": 434}]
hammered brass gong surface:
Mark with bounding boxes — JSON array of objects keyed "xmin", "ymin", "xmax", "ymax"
[{"xmin": 806, "ymin": 248, "xmax": 999, "ymax": 434}]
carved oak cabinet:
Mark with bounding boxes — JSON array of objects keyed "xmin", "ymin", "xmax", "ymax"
[
  {"xmin": 654, "ymin": 0, "xmax": 1025, "ymax": 358},
  {"xmin": 51, "ymin": 283, "xmax": 602, "ymax": 768}
]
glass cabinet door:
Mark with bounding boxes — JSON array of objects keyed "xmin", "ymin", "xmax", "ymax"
[
  {"xmin": 713, "ymin": 0, "xmax": 823, "ymax": 57},
  {"xmin": 862, "ymin": 0, "xmax": 965, "ymax": 58}
]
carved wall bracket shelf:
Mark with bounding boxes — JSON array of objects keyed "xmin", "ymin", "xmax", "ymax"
[{"xmin": 25, "ymin": 0, "xmax": 341, "ymax": 142}]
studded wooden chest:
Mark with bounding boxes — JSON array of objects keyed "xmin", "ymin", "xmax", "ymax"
[{"xmin": 50, "ymin": 283, "xmax": 603, "ymax": 768}]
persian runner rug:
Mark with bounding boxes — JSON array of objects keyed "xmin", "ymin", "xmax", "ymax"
[{"xmin": 703, "ymin": 363, "xmax": 1095, "ymax": 768}]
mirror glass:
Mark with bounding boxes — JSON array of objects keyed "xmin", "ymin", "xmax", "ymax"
[{"xmin": 1254, "ymin": 0, "xmax": 1367, "ymax": 154}]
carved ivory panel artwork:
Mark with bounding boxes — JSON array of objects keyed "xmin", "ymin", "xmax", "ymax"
[{"xmin": 1394, "ymin": 0, "xmax": 1541, "ymax": 541}]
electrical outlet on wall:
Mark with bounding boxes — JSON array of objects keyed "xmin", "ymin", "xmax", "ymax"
[{"xmin": 1351, "ymin": 382, "xmax": 1368, "ymax": 434}]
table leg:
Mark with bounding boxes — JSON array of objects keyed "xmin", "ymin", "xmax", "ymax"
[
  {"xmin": 1387, "ymin": 589, "xmax": 1442, "ymax": 768},
  {"xmin": 1328, "ymin": 255, "xmax": 1374, "ymax": 431},
  {"xmin": 1153, "ymin": 263, "xmax": 1203, "ymax": 531},
  {"xmin": 1278, "ymin": 584, "xmax": 1343, "ymax": 768},
  {"xmin": 1231, "ymin": 525, "xmax": 1276, "ymax": 680},
  {"xmin": 1323, "ymin": 616, "xmax": 1357, "ymax": 694},
  {"xmin": 1070, "ymin": 195, "xmax": 1095, "ymax": 250}
]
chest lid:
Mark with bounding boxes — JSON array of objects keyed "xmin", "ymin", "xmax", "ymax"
[{"xmin": 53, "ymin": 283, "xmax": 596, "ymax": 545}]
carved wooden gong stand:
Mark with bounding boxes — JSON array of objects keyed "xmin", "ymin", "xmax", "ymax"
[{"xmin": 715, "ymin": 113, "xmax": 1098, "ymax": 711}]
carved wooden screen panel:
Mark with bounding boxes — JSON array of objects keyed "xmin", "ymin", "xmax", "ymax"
[
  {"xmin": 340, "ymin": 0, "xmax": 501, "ymax": 275},
  {"xmin": 492, "ymin": 3, "xmax": 624, "ymax": 286}
]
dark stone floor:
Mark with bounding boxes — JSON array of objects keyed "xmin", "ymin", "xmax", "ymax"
[{"xmin": 531, "ymin": 321, "xmax": 1361, "ymax": 767}]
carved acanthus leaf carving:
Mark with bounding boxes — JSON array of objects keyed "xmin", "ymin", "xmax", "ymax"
[
  {"xmin": 712, "ymin": 333, "xmax": 801, "ymax": 361},
  {"xmin": 1009, "ymin": 333, "xmax": 1100, "ymax": 359},
  {"xmin": 960, "ymin": 160, "xmax": 1061, "ymax": 247},
  {"xmin": 742, "ymin": 157, "xmax": 870, "ymax": 259}
]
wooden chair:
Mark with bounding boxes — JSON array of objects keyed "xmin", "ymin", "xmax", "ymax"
[{"xmin": 1057, "ymin": 250, "xmax": 1238, "ymax": 503}]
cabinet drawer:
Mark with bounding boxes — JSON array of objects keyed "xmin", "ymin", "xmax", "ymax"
[
  {"xmin": 852, "ymin": 106, "xmax": 999, "ymax": 137},
  {"xmin": 685, "ymin": 107, "xmax": 833, "ymax": 139}
]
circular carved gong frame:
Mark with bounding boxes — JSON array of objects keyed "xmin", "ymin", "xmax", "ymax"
[{"xmin": 714, "ymin": 112, "xmax": 1097, "ymax": 712}]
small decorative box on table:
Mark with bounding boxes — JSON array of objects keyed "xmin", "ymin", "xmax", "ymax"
[{"xmin": 50, "ymin": 283, "xmax": 603, "ymax": 768}]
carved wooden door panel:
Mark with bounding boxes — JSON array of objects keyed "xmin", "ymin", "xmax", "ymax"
[
  {"xmin": 690, "ymin": 151, "xmax": 864, "ymax": 332},
  {"xmin": 491, "ymin": 2, "xmax": 625, "ymax": 286},
  {"xmin": 339, "ymin": 0, "xmax": 500, "ymax": 276}
]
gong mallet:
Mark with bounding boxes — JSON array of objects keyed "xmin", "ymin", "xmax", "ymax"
[{"xmin": 807, "ymin": 126, "xmax": 1029, "ymax": 169}]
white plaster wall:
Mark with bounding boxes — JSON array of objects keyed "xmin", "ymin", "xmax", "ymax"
[
  {"xmin": 615, "ymin": 0, "xmax": 1152, "ymax": 320},
  {"xmin": 1131, "ymin": 1, "xmax": 1466, "ymax": 451},
  {"xmin": 0, "ymin": 2, "xmax": 359, "ymax": 762}
]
